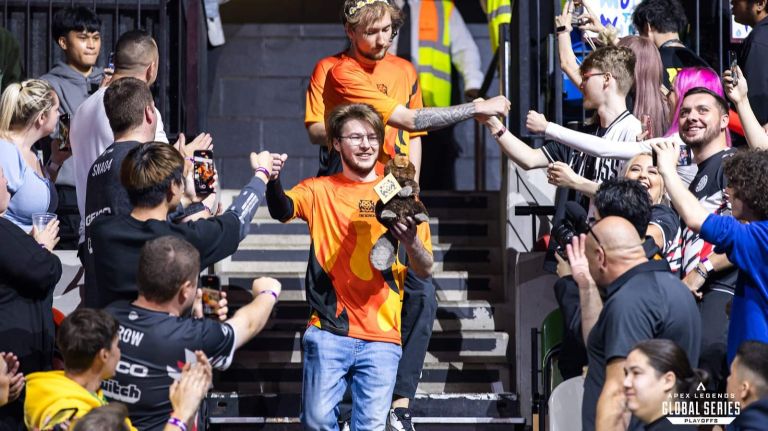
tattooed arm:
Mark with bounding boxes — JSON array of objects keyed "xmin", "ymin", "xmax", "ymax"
[{"xmin": 388, "ymin": 95, "xmax": 511, "ymax": 132}]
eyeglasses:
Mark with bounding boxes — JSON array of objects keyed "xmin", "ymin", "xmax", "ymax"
[
  {"xmin": 586, "ymin": 219, "xmax": 603, "ymax": 248},
  {"xmin": 580, "ymin": 72, "xmax": 610, "ymax": 87},
  {"xmin": 339, "ymin": 134, "xmax": 380, "ymax": 146}
]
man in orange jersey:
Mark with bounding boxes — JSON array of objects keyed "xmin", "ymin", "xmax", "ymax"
[{"xmin": 268, "ymin": 104, "xmax": 433, "ymax": 431}]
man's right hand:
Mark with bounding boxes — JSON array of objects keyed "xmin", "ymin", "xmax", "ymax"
[
  {"xmin": 526, "ymin": 110, "xmax": 549, "ymax": 134},
  {"xmin": 473, "ymin": 95, "xmax": 511, "ymax": 119},
  {"xmin": 269, "ymin": 153, "xmax": 288, "ymax": 180},
  {"xmin": 252, "ymin": 277, "xmax": 281, "ymax": 300},
  {"xmin": 723, "ymin": 66, "xmax": 748, "ymax": 106}
]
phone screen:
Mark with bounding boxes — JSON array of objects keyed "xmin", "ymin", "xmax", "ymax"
[
  {"xmin": 193, "ymin": 150, "xmax": 215, "ymax": 195},
  {"xmin": 729, "ymin": 50, "xmax": 739, "ymax": 86},
  {"xmin": 200, "ymin": 275, "xmax": 221, "ymax": 318}
]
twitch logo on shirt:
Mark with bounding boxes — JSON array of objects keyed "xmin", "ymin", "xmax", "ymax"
[{"xmin": 102, "ymin": 378, "xmax": 142, "ymax": 404}]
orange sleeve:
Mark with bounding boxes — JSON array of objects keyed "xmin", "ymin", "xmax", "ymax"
[
  {"xmin": 305, "ymin": 61, "xmax": 329, "ymax": 127},
  {"xmin": 326, "ymin": 62, "xmax": 400, "ymax": 124},
  {"xmin": 285, "ymin": 179, "xmax": 315, "ymax": 222},
  {"xmin": 406, "ymin": 64, "xmax": 427, "ymax": 138}
]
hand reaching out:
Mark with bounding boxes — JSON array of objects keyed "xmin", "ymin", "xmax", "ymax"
[{"xmin": 526, "ymin": 110, "xmax": 549, "ymax": 134}]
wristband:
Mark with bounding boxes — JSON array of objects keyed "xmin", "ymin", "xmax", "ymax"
[
  {"xmin": 167, "ymin": 417, "xmax": 187, "ymax": 431},
  {"xmin": 701, "ymin": 258, "xmax": 714, "ymax": 273},
  {"xmin": 695, "ymin": 266, "xmax": 709, "ymax": 280},
  {"xmin": 255, "ymin": 167, "xmax": 271, "ymax": 178},
  {"xmin": 493, "ymin": 126, "xmax": 507, "ymax": 139},
  {"xmin": 259, "ymin": 290, "xmax": 278, "ymax": 301},
  {"xmin": 556, "ymin": 25, "xmax": 567, "ymax": 33}
]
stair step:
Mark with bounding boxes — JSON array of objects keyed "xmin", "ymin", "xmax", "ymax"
[
  {"xmin": 222, "ymin": 272, "xmax": 502, "ymax": 301},
  {"xmin": 243, "ymin": 218, "xmax": 500, "ymax": 247},
  {"xmin": 216, "ymin": 244, "xmax": 502, "ymax": 275},
  {"xmin": 227, "ymin": 296, "xmax": 497, "ymax": 332},
  {"xmin": 207, "ymin": 392, "xmax": 520, "ymax": 419},
  {"xmin": 233, "ymin": 331, "xmax": 508, "ymax": 364},
  {"xmin": 214, "ymin": 362, "xmax": 512, "ymax": 394}
]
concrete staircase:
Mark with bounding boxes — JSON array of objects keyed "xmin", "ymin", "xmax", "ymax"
[{"xmin": 209, "ymin": 190, "xmax": 523, "ymax": 430}]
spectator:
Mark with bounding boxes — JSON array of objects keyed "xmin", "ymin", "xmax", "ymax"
[
  {"xmin": 727, "ymin": 341, "xmax": 768, "ymax": 430},
  {"xmin": 732, "ymin": 0, "xmax": 768, "ymax": 131},
  {"xmin": 631, "ymin": 0, "xmax": 710, "ymax": 88},
  {"xmin": 321, "ymin": 0, "xmax": 510, "ymax": 181},
  {"xmin": 0, "ymin": 27, "xmax": 22, "ymax": 93},
  {"xmin": 72, "ymin": 404, "xmax": 131, "ymax": 431},
  {"xmin": 0, "ymin": 353, "xmax": 16, "ymax": 409},
  {"xmin": 528, "ymin": 67, "xmax": 731, "ymax": 186},
  {"xmin": 40, "ymin": 6, "xmax": 105, "ymax": 249},
  {"xmin": 23, "ymin": 309, "xmax": 137, "ymax": 431},
  {"xmin": 389, "ymin": 0, "xmax": 484, "ymax": 190},
  {"xmin": 623, "ymin": 339, "xmax": 704, "ymax": 431},
  {"xmin": 654, "ymin": 140, "xmax": 768, "ymax": 364},
  {"xmin": 0, "ymin": 79, "xmax": 62, "ymax": 231},
  {"xmin": 267, "ymin": 104, "xmax": 433, "ymax": 431},
  {"xmin": 724, "ymin": 65, "xmax": 768, "ymax": 150},
  {"xmin": 565, "ymin": 216, "xmax": 700, "ymax": 431},
  {"xmin": 88, "ymin": 143, "xmax": 274, "ymax": 307},
  {"xmin": 70, "ymin": 29, "xmax": 170, "ymax": 249},
  {"xmin": 104, "ymin": 236, "xmax": 280, "ymax": 430},
  {"xmin": 81, "ymin": 77, "xmax": 211, "ymax": 307},
  {"xmin": 0, "ymin": 164, "xmax": 62, "ymax": 430}
]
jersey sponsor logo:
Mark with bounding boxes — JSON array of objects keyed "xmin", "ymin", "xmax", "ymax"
[
  {"xmin": 695, "ymin": 175, "xmax": 708, "ymax": 193},
  {"xmin": 118, "ymin": 325, "xmax": 145, "ymax": 347},
  {"xmin": 221, "ymin": 324, "xmax": 232, "ymax": 337},
  {"xmin": 377, "ymin": 84, "xmax": 388, "ymax": 95},
  {"xmin": 116, "ymin": 360, "xmax": 149, "ymax": 378},
  {"xmin": 84, "ymin": 207, "xmax": 111, "ymax": 227},
  {"xmin": 102, "ymin": 379, "xmax": 142, "ymax": 404},
  {"xmin": 128, "ymin": 311, "xmax": 139, "ymax": 321},
  {"xmin": 90, "ymin": 158, "xmax": 114, "ymax": 177},
  {"xmin": 359, "ymin": 200, "xmax": 375, "ymax": 216}
]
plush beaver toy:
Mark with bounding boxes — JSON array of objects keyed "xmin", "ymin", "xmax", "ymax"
[{"xmin": 370, "ymin": 154, "xmax": 429, "ymax": 270}]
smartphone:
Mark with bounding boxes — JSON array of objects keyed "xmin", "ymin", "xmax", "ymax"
[
  {"xmin": 201, "ymin": 275, "xmax": 222, "ymax": 318},
  {"xmin": 571, "ymin": 1, "xmax": 585, "ymax": 26},
  {"xmin": 107, "ymin": 51, "xmax": 115, "ymax": 71},
  {"xmin": 58, "ymin": 113, "xmax": 71, "ymax": 151},
  {"xmin": 678, "ymin": 144, "xmax": 692, "ymax": 167},
  {"xmin": 43, "ymin": 407, "xmax": 78, "ymax": 430},
  {"xmin": 729, "ymin": 50, "xmax": 739, "ymax": 87},
  {"xmin": 193, "ymin": 150, "xmax": 215, "ymax": 195}
]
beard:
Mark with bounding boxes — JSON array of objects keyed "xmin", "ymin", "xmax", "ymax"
[
  {"xmin": 679, "ymin": 124, "xmax": 721, "ymax": 148},
  {"xmin": 339, "ymin": 149, "xmax": 377, "ymax": 178},
  {"xmin": 360, "ymin": 46, "xmax": 388, "ymax": 62}
]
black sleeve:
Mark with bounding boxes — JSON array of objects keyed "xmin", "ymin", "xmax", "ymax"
[
  {"xmin": 553, "ymin": 276, "xmax": 583, "ymax": 344},
  {"xmin": 197, "ymin": 321, "xmax": 236, "ymax": 370},
  {"xmin": 226, "ymin": 176, "xmax": 267, "ymax": 239},
  {"xmin": 266, "ymin": 178, "xmax": 295, "ymax": 222},
  {"xmin": 540, "ymin": 141, "xmax": 570, "ymax": 164},
  {"xmin": 649, "ymin": 204, "xmax": 680, "ymax": 246},
  {"xmin": 0, "ymin": 218, "xmax": 62, "ymax": 297}
]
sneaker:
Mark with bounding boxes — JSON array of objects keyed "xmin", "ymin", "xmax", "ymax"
[{"xmin": 386, "ymin": 407, "xmax": 415, "ymax": 431}]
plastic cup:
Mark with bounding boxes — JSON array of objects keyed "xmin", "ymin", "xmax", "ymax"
[{"xmin": 32, "ymin": 212, "xmax": 57, "ymax": 232}]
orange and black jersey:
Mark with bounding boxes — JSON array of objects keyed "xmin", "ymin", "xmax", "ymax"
[{"xmin": 266, "ymin": 174, "xmax": 432, "ymax": 344}]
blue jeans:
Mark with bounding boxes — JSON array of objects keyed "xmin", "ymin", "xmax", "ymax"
[{"xmin": 301, "ymin": 325, "xmax": 402, "ymax": 431}]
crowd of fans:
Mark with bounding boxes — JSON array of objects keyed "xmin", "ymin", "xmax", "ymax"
[{"xmin": 0, "ymin": 0, "xmax": 767, "ymax": 431}]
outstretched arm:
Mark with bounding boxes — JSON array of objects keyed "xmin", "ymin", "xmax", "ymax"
[
  {"xmin": 388, "ymin": 95, "xmax": 511, "ymax": 132},
  {"xmin": 724, "ymin": 66, "xmax": 768, "ymax": 150},
  {"xmin": 479, "ymin": 113, "xmax": 549, "ymax": 169}
]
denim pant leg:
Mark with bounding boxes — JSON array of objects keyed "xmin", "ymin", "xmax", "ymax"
[
  {"xmin": 302, "ymin": 326, "xmax": 354, "ymax": 431},
  {"xmin": 349, "ymin": 340, "xmax": 402, "ymax": 431},
  {"xmin": 394, "ymin": 271, "xmax": 437, "ymax": 400}
]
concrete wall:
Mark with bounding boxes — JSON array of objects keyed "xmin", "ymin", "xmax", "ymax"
[{"xmin": 207, "ymin": 23, "xmax": 504, "ymax": 190}]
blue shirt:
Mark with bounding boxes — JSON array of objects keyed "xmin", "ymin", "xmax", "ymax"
[
  {"xmin": 700, "ymin": 214, "xmax": 768, "ymax": 363},
  {"xmin": 0, "ymin": 140, "xmax": 56, "ymax": 231}
]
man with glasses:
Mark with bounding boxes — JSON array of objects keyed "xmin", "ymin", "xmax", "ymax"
[
  {"xmin": 566, "ymin": 216, "xmax": 700, "ymax": 431},
  {"xmin": 266, "ymin": 103, "xmax": 433, "ymax": 431}
]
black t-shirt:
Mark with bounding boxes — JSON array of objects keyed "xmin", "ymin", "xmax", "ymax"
[
  {"xmin": 89, "ymin": 177, "xmax": 265, "ymax": 308},
  {"xmin": 673, "ymin": 149, "xmax": 737, "ymax": 293},
  {"xmin": 581, "ymin": 260, "xmax": 701, "ymax": 431},
  {"xmin": 82, "ymin": 140, "xmax": 140, "ymax": 308},
  {"xmin": 649, "ymin": 204, "xmax": 680, "ymax": 260},
  {"xmin": 738, "ymin": 16, "xmax": 768, "ymax": 126},
  {"xmin": 104, "ymin": 301, "xmax": 236, "ymax": 431},
  {"xmin": 658, "ymin": 45, "xmax": 710, "ymax": 90}
]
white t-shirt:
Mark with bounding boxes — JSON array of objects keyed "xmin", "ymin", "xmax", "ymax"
[{"xmin": 70, "ymin": 86, "xmax": 168, "ymax": 243}]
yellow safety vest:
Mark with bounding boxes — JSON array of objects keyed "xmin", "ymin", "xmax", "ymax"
[
  {"xmin": 486, "ymin": 0, "xmax": 512, "ymax": 53},
  {"xmin": 418, "ymin": 0, "xmax": 453, "ymax": 107}
]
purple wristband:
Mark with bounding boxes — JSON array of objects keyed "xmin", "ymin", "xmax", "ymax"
[
  {"xmin": 255, "ymin": 167, "xmax": 271, "ymax": 178},
  {"xmin": 260, "ymin": 290, "xmax": 278, "ymax": 301},
  {"xmin": 167, "ymin": 417, "xmax": 187, "ymax": 431}
]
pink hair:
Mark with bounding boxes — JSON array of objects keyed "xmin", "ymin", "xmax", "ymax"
[
  {"xmin": 618, "ymin": 36, "xmax": 669, "ymax": 138},
  {"xmin": 665, "ymin": 67, "xmax": 732, "ymax": 146}
]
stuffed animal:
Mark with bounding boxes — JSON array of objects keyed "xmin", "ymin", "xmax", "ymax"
[{"xmin": 370, "ymin": 154, "xmax": 429, "ymax": 270}]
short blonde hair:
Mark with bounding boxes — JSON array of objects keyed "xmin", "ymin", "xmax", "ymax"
[
  {"xmin": 581, "ymin": 45, "xmax": 636, "ymax": 96},
  {"xmin": 343, "ymin": 0, "xmax": 403, "ymax": 32},
  {"xmin": 325, "ymin": 103, "xmax": 385, "ymax": 151}
]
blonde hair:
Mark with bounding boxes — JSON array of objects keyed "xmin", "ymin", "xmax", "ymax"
[
  {"xmin": 0, "ymin": 79, "xmax": 56, "ymax": 135},
  {"xmin": 581, "ymin": 45, "xmax": 636, "ymax": 96},
  {"xmin": 343, "ymin": 0, "xmax": 403, "ymax": 32}
]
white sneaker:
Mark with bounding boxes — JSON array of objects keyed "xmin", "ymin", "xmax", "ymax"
[{"xmin": 386, "ymin": 408, "xmax": 415, "ymax": 431}]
